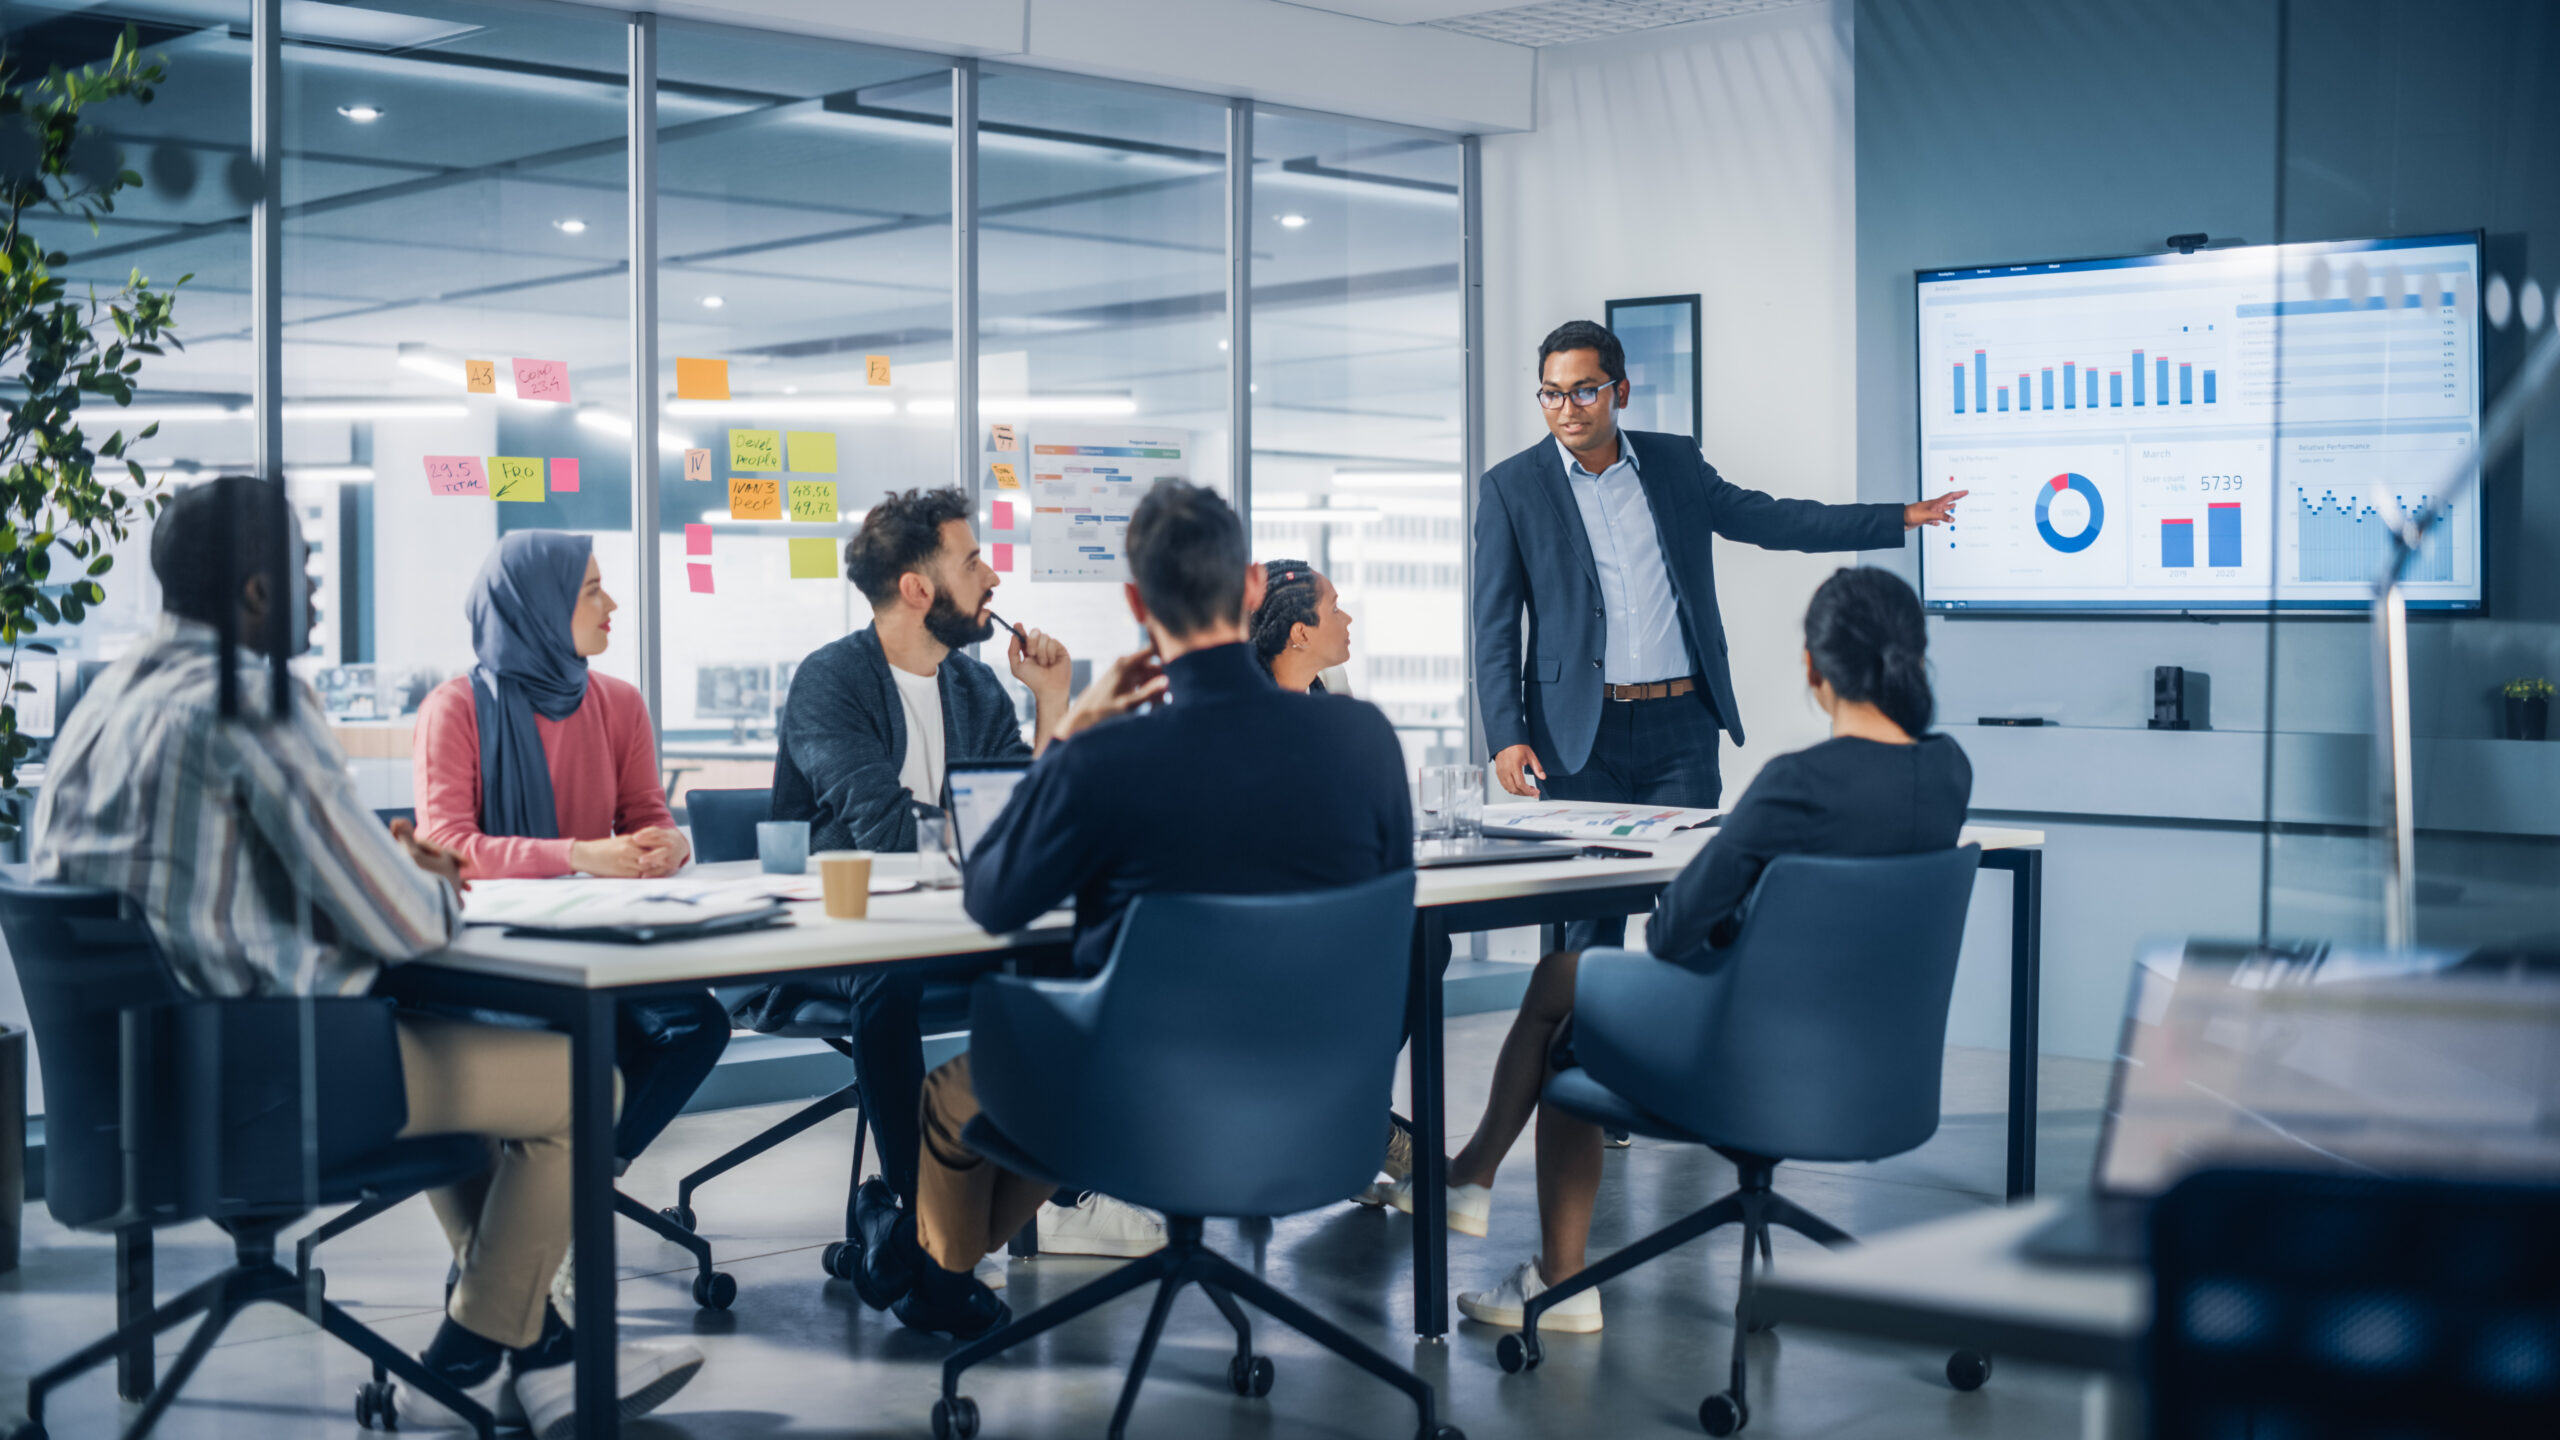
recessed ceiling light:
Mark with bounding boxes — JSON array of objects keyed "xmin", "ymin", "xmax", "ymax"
[
  {"xmin": 701, "ymin": 295, "xmax": 725, "ymax": 309},
  {"xmin": 782, "ymin": 385, "xmax": 800, "ymax": 395},
  {"xmin": 337, "ymin": 105, "xmax": 384, "ymax": 122},
  {"xmin": 1279, "ymin": 214, "xmax": 1308, "ymax": 229},
  {"xmin": 553, "ymin": 218, "xmax": 586, "ymax": 234}
]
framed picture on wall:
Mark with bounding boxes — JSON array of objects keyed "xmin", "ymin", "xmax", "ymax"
[{"xmin": 1604, "ymin": 294, "xmax": 1702, "ymax": 442}]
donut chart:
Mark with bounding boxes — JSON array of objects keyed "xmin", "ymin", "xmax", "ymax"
[{"xmin": 2035, "ymin": 472, "xmax": 2104, "ymax": 553}]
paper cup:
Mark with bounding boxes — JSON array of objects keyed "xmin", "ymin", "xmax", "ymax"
[{"xmin": 816, "ymin": 850, "xmax": 874, "ymax": 919}]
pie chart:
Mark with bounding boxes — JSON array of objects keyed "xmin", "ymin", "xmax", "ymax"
[{"xmin": 2035, "ymin": 472, "xmax": 2104, "ymax": 553}]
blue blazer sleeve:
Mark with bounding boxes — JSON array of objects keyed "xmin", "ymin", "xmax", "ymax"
[
  {"xmin": 1699, "ymin": 459, "xmax": 1906, "ymax": 553},
  {"xmin": 778, "ymin": 645, "xmax": 915, "ymax": 852},
  {"xmin": 961, "ymin": 745, "xmax": 1099, "ymax": 936},
  {"xmin": 1471, "ymin": 471, "xmax": 1533, "ymax": 757},
  {"xmin": 952, "ymin": 660, "xmax": 1035, "ymax": 765}
]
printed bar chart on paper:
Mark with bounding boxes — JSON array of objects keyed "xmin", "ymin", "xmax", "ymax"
[{"xmin": 1483, "ymin": 801, "xmax": 1721, "ymax": 841}]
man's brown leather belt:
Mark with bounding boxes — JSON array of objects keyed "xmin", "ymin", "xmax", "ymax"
[{"xmin": 1603, "ymin": 677, "xmax": 1697, "ymax": 702}]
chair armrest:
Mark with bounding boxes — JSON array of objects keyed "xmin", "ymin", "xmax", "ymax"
[
  {"xmin": 1571, "ymin": 947, "xmax": 1729, "ymax": 1102},
  {"xmin": 963, "ymin": 969, "xmax": 1108, "ymax": 1171}
]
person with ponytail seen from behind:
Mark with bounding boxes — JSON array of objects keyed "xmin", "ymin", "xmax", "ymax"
[
  {"xmin": 1249, "ymin": 559, "xmax": 1354, "ymax": 694},
  {"xmin": 1419, "ymin": 565, "xmax": 1971, "ymax": 1336}
]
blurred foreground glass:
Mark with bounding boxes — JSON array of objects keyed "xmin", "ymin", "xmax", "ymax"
[{"xmin": 1419, "ymin": 763, "xmax": 1483, "ymax": 840}]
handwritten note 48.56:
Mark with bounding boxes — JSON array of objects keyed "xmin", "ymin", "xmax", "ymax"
[
  {"xmin": 788, "ymin": 480, "xmax": 837, "ymax": 522},
  {"xmin": 729, "ymin": 429, "xmax": 782, "ymax": 471}
]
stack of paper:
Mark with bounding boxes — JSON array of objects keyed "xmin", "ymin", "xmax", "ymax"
[
  {"xmin": 461, "ymin": 876, "xmax": 794, "ymax": 931},
  {"xmin": 1482, "ymin": 800, "xmax": 1720, "ymax": 842}
]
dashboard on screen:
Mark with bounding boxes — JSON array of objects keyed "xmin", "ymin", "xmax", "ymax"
[{"xmin": 1915, "ymin": 233, "xmax": 2483, "ymax": 612}]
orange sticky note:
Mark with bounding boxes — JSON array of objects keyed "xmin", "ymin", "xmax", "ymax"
[
  {"xmin": 675, "ymin": 357, "xmax": 731, "ymax": 401},
  {"xmin": 550, "ymin": 457, "xmax": 579, "ymax": 492},
  {"xmin": 425, "ymin": 456, "xmax": 486, "ymax": 496},
  {"xmin": 990, "ymin": 462, "xmax": 1019, "ymax": 490},
  {"xmin": 992, "ymin": 542, "xmax": 1013, "ymax": 572},
  {"xmin": 865, "ymin": 354, "xmax": 891, "ymax": 386},
  {"xmin": 992, "ymin": 500, "xmax": 1014, "ymax": 530},
  {"xmin": 687, "ymin": 563, "xmax": 714, "ymax": 594},
  {"xmin": 464, "ymin": 360, "xmax": 496, "ymax": 394},
  {"xmin": 683, "ymin": 448, "xmax": 711, "ymax": 483},
  {"xmin": 729, "ymin": 477, "xmax": 782, "ymax": 520},
  {"xmin": 685, "ymin": 523, "xmax": 712, "ymax": 556},
  {"xmin": 511, "ymin": 358, "xmax": 571, "ymax": 403},
  {"xmin": 991, "ymin": 423, "xmax": 1017, "ymax": 451}
]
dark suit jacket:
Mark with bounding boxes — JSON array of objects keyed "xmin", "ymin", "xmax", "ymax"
[
  {"xmin": 1472, "ymin": 430, "xmax": 1905, "ymax": 774},
  {"xmin": 770, "ymin": 626, "xmax": 1029, "ymax": 854}
]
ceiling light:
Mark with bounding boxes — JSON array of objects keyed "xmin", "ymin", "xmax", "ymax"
[
  {"xmin": 667, "ymin": 397, "xmax": 897, "ymax": 419},
  {"xmin": 396, "ymin": 351, "xmax": 466, "ymax": 386},
  {"xmin": 1253, "ymin": 506, "xmax": 1381, "ymax": 526},
  {"xmin": 700, "ymin": 295, "xmax": 725, "ymax": 309},
  {"xmin": 553, "ymin": 218, "xmax": 587, "ymax": 234},
  {"xmin": 782, "ymin": 385, "xmax": 799, "ymax": 395},
  {"xmin": 284, "ymin": 465, "xmax": 378, "ymax": 484},
  {"xmin": 576, "ymin": 406, "xmax": 690, "ymax": 453},
  {"xmin": 906, "ymin": 396, "xmax": 1139, "ymax": 418},
  {"xmin": 113, "ymin": 400, "xmax": 471, "ymax": 424},
  {"xmin": 1279, "ymin": 214, "xmax": 1308, "ymax": 229},
  {"xmin": 1334, "ymin": 472, "xmax": 1460, "ymax": 489},
  {"xmin": 337, "ymin": 105, "xmax": 384, "ymax": 123}
]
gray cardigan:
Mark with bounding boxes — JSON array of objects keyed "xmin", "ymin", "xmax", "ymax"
[{"xmin": 769, "ymin": 625, "xmax": 1031, "ymax": 854}]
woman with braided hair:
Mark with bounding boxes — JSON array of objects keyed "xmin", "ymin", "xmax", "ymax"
[{"xmin": 1249, "ymin": 558, "xmax": 1354, "ymax": 693}]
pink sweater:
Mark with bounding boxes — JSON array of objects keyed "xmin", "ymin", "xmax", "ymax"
[{"xmin": 413, "ymin": 673, "xmax": 675, "ymax": 879}]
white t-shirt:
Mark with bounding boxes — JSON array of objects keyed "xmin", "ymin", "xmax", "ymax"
[{"xmin": 891, "ymin": 665, "xmax": 946, "ymax": 806}]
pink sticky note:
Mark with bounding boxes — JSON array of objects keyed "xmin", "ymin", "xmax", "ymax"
[
  {"xmin": 687, "ymin": 563, "xmax": 714, "ymax": 594},
  {"xmin": 685, "ymin": 523, "xmax": 712, "ymax": 556},
  {"xmin": 512, "ymin": 358, "xmax": 572, "ymax": 403},
  {"xmin": 424, "ymin": 456, "xmax": 487, "ymax": 495},
  {"xmin": 550, "ymin": 457, "xmax": 580, "ymax": 492},
  {"xmin": 992, "ymin": 500, "xmax": 1014, "ymax": 530},
  {"xmin": 992, "ymin": 542, "xmax": 1013, "ymax": 572}
]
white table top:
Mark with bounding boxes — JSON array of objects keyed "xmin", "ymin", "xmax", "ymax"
[{"xmin": 415, "ymin": 826, "xmax": 2044, "ymax": 991}]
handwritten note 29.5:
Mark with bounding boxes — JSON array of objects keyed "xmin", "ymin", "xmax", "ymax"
[{"xmin": 425, "ymin": 456, "xmax": 487, "ymax": 496}]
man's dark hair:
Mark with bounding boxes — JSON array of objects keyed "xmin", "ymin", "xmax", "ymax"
[
  {"xmin": 152, "ymin": 475, "xmax": 293, "ymax": 625},
  {"xmin": 1538, "ymin": 319, "xmax": 1627, "ymax": 387},
  {"xmin": 1125, "ymin": 480, "xmax": 1248, "ymax": 637},
  {"xmin": 846, "ymin": 485, "xmax": 973, "ymax": 604}
]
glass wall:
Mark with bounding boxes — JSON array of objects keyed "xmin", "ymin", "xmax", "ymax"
[{"xmin": 1248, "ymin": 110, "xmax": 1465, "ymax": 768}]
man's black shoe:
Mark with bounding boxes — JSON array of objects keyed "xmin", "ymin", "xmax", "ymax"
[
  {"xmin": 851, "ymin": 1180, "xmax": 920, "ymax": 1312},
  {"xmin": 892, "ymin": 1259, "xmax": 1011, "ymax": 1341}
]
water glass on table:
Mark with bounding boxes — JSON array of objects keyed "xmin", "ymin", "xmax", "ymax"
[
  {"xmin": 757, "ymin": 820, "xmax": 810, "ymax": 875},
  {"xmin": 914, "ymin": 813, "xmax": 960, "ymax": 890},
  {"xmin": 1419, "ymin": 764, "xmax": 1485, "ymax": 840}
]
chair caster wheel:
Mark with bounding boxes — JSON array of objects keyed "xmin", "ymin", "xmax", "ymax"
[
  {"xmin": 1699, "ymin": 1391, "xmax": 1748, "ymax": 1435},
  {"xmin": 354, "ymin": 1379, "xmax": 395, "ymax": 1430},
  {"xmin": 1604, "ymin": 1129, "xmax": 1632, "ymax": 1149},
  {"xmin": 1947, "ymin": 1349, "xmax": 1993, "ymax": 1391},
  {"xmin": 661, "ymin": 1205, "xmax": 696, "ymax": 1232},
  {"xmin": 1426, "ymin": 1426, "xmax": 1466, "ymax": 1440},
  {"xmin": 1495, "ymin": 1331, "xmax": 1542, "ymax": 1373},
  {"xmin": 693, "ymin": 1270, "xmax": 737, "ymax": 1310},
  {"xmin": 1228, "ymin": 1353, "xmax": 1275, "ymax": 1397},
  {"xmin": 822, "ymin": 1240, "xmax": 862, "ymax": 1280},
  {"xmin": 931, "ymin": 1394, "xmax": 980, "ymax": 1439}
]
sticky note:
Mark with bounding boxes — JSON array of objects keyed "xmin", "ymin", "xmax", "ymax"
[
  {"xmin": 990, "ymin": 462, "xmax": 1019, "ymax": 490},
  {"xmin": 550, "ymin": 457, "xmax": 580, "ymax": 493},
  {"xmin": 789, "ymin": 537, "xmax": 837, "ymax": 580},
  {"xmin": 992, "ymin": 542, "xmax": 1013, "ymax": 572},
  {"xmin": 685, "ymin": 523, "xmax": 712, "ymax": 556},
  {"xmin": 729, "ymin": 477, "xmax": 782, "ymax": 520},
  {"xmin": 687, "ymin": 563, "xmax": 714, "ymax": 594},
  {"xmin": 683, "ymin": 448, "xmax": 712, "ymax": 483},
  {"xmin": 464, "ymin": 360, "xmax": 496, "ymax": 395},
  {"xmin": 511, "ymin": 358, "xmax": 571, "ymax": 403},
  {"xmin": 786, "ymin": 430, "xmax": 838, "ymax": 473},
  {"xmin": 990, "ymin": 423, "xmax": 1016, "ymax": 452},
  {"xmin": 675, "ymin": 357, "xmax": 731, "ymax": 401},
  {"xmin": 425, "ymin": 456, "xmax": 487, "ymax": 496},
  {"xmin": 865, "ymin": 355, "xmax": 891, "ymax": 386},
  {"xmin": 729, "ymin": 429, "xmax": 782, "ymax": 471},
  {"xmin": 788, "ymin": 480, "xmax": 838, "ymax": 522},
  {"xmin": 992, "ymin": 500, "xmax": 1014, "ymax": 530},
  {"xmin": 490, "ymin": 456, "xmax": 545, "ymax": 502}
]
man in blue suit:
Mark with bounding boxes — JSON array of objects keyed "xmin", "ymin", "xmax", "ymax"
[{"xmin": 1474, "ymin": 319, "xmax": 1963, "ymax": 945}]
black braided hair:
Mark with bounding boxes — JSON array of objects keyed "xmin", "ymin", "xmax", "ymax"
[
  {"xmin": 1804, "ymin": 567, "xmax": 1933, "ymax": 736},
  {"xmin": 1250, "ymin": 559, "xmax": 1324, "ymax": 677}
]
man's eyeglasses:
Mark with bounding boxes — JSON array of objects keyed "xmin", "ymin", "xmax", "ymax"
[{"xmin": 1536, "ymin": 383, "xmax": 1614, "ymax": 410}]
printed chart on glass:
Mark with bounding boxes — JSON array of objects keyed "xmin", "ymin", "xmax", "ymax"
[{"xmin": 1024, "ymin": 429, "xmax": 1193, "ymax": 581}]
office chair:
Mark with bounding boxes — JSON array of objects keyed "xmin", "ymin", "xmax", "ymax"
[
  {"xmin": 1498, "ymin": 848, "xmax": 1984, "ymax": 1436},
  {"xmin": 670, "ymin": 787, "xmax": 977, "ymax": 1281},
  {"xmin": 2149, "ymin": 1168, "xmax": 2560, "ymax": 1437},
  {"xmin": 0, "ymin": 880, "xmax": 498, "ymax": 1440},
  {"xmin": 930, "ymin": 874, "xmax": 1462, "ymax": 1440},
  {"xmin": 295, "ymin": 809, "xmax": 739, "ymax": 1311}
]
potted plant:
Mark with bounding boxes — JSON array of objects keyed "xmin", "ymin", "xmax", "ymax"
[
  {"xmin": 0, "ymin": 26, "xmax": 183, "ymax": 843},
  {"xmin": 2505, "ymin": 677, "xmax": 2554, "ymax": 742}
]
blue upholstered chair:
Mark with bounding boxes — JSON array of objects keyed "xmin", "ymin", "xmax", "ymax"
[
  {"xmin": 0, "ymin": 879, "xmax": 497, "ymax": 1440},
  {"xmin": 679, "ymin": 786, "xmax": 767, "ymax": 868},
  {"xmin": 1499, "ymin": 847, "xmax": 1984, "ymax": 1436},
  {"xmin": 928, "ymin": 873, "xmax": 1460, "ymax": 1440}
]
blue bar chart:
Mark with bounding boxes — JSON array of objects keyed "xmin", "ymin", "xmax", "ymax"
[
  {"xmin": 1974, "ymin": 350, "xmax": 1986, "ymax": 412},
  {"xmin": 2207, "ymin": 502, "xmax": 2240, "ymax": 566},
  {"xmin": 2063, "ymin": 361, "xmax": 2077, "ymax": 408},
  {"xmin": 2160, "ymin": 518, "xmax": 2196, "ymax": 568},
  {"xmin": 2156, "ymin": 356, "xmax": 2170, "ymax": 405},
  {"xmin": 1953, "ymin": 363, "xmax": 1966, "ymax": 413},
  {"xmin": 1950, "ymin": 347, "xmax": 2219, "ymax": 420},
  {"xmin": 2132, "ymin": 351, "xmax": 2145, "ymax": 406}
]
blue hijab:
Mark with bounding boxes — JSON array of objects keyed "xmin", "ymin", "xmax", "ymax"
[{"xmin": 466, "ymin": 531, "xmax": 594, "ymax": 839}]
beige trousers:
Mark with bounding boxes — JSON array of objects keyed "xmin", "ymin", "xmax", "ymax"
[
  {"xmin": 915, "ymin": 1054, "xmax": 1052, "ymax": 1274},
  {"xmin": 395, "ymin": 1015, "xmax": 616, "ymax": 1350}
]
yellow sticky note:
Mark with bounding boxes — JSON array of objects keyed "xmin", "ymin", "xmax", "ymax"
[
  {"xmin": 865, "ymin": 354, "xmax": 891, "ymax": 386},
  {"xmin": 490, "ymin": 456, "xmax": 545, "ymax": 502},
  {"xmin": 990, "ymin": 462, "xmax": 1020, "ymax": 490},
  {"xmin": 675, "ymin": 357, "xmax": 731, "ymax": 401},
  {"xmin": 789, "ymin": 537, "xmax": 838, "ymax": 580},
  {"xmin": 788, "ymin": 480, "xmax": 838, "ymax": 522},
  {"xmin": 728, "ymin": 429, "xmax": 782, "ymax": 471},
  {"xmin": 786, "ymin": 430, "xmax": 838, "ymax": 473},
  {"xmin": 729, "ymin": 477, "xmax": 782, "ymax": 520},
  {"xmin": 683, "ymin": 448, "xmax": 712, "ymax": 483},
  {"xmin": 464, "ymin": 359, "xmax": 496, "ymax": 394}
]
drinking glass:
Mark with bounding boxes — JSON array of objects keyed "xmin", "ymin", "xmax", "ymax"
[
  {"xmin": 914, "ymin": 812, "xmax": 960, "ymax": 889},
  {"xmin": 1444, "ymin": 764, "xmax": 1485, "ymax": 838}
]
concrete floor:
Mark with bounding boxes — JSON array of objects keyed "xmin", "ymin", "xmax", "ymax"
[{"xmin": 1, "ymin": 1017, "xmax": 2109, "ymax": 1439}]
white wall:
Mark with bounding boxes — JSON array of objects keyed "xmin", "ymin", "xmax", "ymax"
[{"xmin": 1480, "ymin": 0, "xmax": 1861, "ymax": 802}]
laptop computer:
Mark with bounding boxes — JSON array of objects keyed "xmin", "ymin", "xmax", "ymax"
[
  {"xmin": 943, "ymin": 759, "xmax": 1034, "ymax": 864},
  {"xmin": 2025, "ymin": 936, "xmax": 2552, "ymax": 1266},
  {"xmin": 1414, "ymin": 836, "xmax": 1585, "ymax": 868}
]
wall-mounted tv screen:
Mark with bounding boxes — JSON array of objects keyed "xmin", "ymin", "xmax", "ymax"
[{"xmin": 1915, "ymin": 232, "xmax": 2483, "ymax": 612}]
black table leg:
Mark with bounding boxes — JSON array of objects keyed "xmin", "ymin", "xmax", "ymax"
[
  {"xmin": 1997, "ymin": 849, "xmax": 2044, "ymax": 1200},
  {"xmin": 1409, "ymin": 910, "xmax": 1449, "ymax": 1339},
  {"xmin": 571, "ymin": 990, "xmax": 621, "ymax": 1440},
  {"xmin": 115, "ymin": 1225, "xmax": 152, "ymax": 1400}
]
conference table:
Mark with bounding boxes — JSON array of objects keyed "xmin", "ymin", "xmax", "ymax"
[{"xmin": 396, "ymin": 824, "xmax": 2043, "ymax": 1437}]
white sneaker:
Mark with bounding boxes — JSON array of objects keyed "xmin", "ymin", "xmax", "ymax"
[
  {"xmin": 1386, "ymin": 1176, "xmax": 1493, "ymax": 1238},
  {"xmin": 511, "ymin": 1340, "xmax": 705, "ymax": 1440},
  {"xmin": 1037, "ymin": 1192, "xmax": 1168, "ymax": 1257},
  {"xmin": 1354, "ymin": 1125, "xmax": 1416, "ymax": 1206},
  {"xmin": 1458, "ymin": 1256, "xmax": 1603, "ymax": 1334},
  {"xmin": 974, "ymin": 1255, "xmax": 1008, "ymax": 1292},
  {"xmin": 387, "ymin": 1369, "xmax": 509, "ymax": 1433}
]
